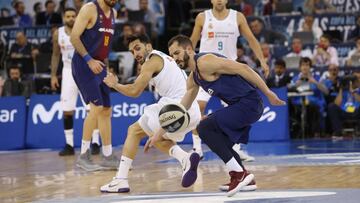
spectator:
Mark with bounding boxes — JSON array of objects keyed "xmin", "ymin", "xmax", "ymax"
[
  {"xmin": 33, "ymin": 2, "xmax": 43, "ymax": 23},
  {"xmin": 12, "ymin": 1, "xmax": 32, "ymax": 27},
  {"xmin": 297, "ymin": 13, "xmax": 323, "ymax": 42},
  {"xmin": 1, "ymin": 65, "xmax": 24, "ymax": 97},
  {"xmin": 139, "ymin": 0, "xmax": 158, "ymax": 36},
  {"xmin": 36, "ymin": 0, "xmax": 62, "ymax": 25},
  {"xmin": 0, "ymin": 7, "xmax": 11, "ymax": 18},
  {"xmin": 112, "ymin": 23, "xmax": 133, "ymax": 52},
  {"xmin": 266, "ymin": 59, "xmax": 292, "ymax": 88},
  {"xmin": 249, "ymin": 18, "xmax": 286, "ymax": 45},
  {"xmin": 133, "ymin": 22, "xmax": 147, "ymax": 35},
  {"xmin": 304, "ymin": 0, "xmax": 335, "ymax": 14},
  {"xmin": 286, "ymin": 37, "xmax": 313, "ymax": 58},
  {"xmin": 290, "ymin": 57, "xmax": 327, "ymax": 136},
  {"xmin": 39, "ymin": 25, "xmax": 58, "ymax": 53},
  {"xmin": 328, "ymin": 72, "xmax": 360, "ymax": 139},
  {"xmin": 321, "ymin": 64, "xmax": 339, "ymax": 104},
  {"xmin": 8, "ymin": 31, "xmax": 39, "ymax": 75},
  {"xmin": 115, "ymin": 0, "xmax": 128, "ymax": 23},
  {"xmin": 313, "ymin": 34, "xmax": 339, "ymax": 67},
  {"xmin": 235, "ymin": 43, "xmax": 255, "ymax": 68},
  {"xmin": 260, "ymin": 42, "xmax": 275, "ymax": 69},
  {"xmin": 262, "ymin": 0, "xmax": 277, "ymax": 16},
  {"xmin": 345, "ymin": 37, "xmax": 360, "ymax": 67},
  {"xmin": 229, "ymin": 0, "xmax": 253, "ymax": 16}
]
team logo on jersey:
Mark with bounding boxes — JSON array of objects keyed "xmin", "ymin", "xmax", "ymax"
[
  {"xmin": 208, "ymin": 32, "xmax": 214, "ymax": 38},
  {"xmin": 208, "ymin": 23, "xmax": 213, "ymax": 29},
  {"xmin": 207, "ymin": 88, "xmax": 214, "ymax": 95}
]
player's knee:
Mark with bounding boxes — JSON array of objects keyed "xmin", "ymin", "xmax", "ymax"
[
  {"xmin": 127, "ymin": 123, "xmax": 145, "ymax": 139},
  {"xmin": 197, "ymin": 118, "xmax": 215, "ymax": 141},
  {"xmin": 100, "ymin": 107, "xmax": 112, "ymax": 117}
]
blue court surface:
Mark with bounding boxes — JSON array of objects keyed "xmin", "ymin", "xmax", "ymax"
[{"xmin": 32, "ymin": 139, "xmax": 360, "ymax": 203}]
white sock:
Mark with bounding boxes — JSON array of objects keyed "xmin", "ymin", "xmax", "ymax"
[
  {"xmin": 80, "ymin": 140, "xmax": 90, "ymax": 154},
  {"xmin": 225, "ymin": 157, "xmax": 243, "ymax": 172},
  {"xmin": 169, "ymin": 145, "xmax": 188, "ymax": 164},
  {"xmin": 116, "ymin": 156, "xmax": 133, "ymax": 179},
  {"xmin": 192, "ymin": 133, "xmax": 202, "ymax": 151},
  {"xmin": 91, "ymin": 129, "xmax": 100, "ymax": 145},
  {"xmin": 64, "ymin": 129, "xmax": 74, "ymax": 147},
  {"xmin": 233, "ymin": 143, "xmax": 241, "ymax": 153},
  {"xmin": 102, "ymin": 145, "xmax": 112, "ymax": 157}
]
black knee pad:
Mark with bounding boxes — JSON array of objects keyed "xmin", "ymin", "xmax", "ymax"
[{"xmin": 63, "ymin": 114, "xmax": 74, "ymax": 130}]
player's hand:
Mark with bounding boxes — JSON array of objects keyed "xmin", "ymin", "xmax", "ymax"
[
  {"xmin": 88, "ymin": 59, "xmax": 104, "ymax": 74},
  {"xmin": 51, "ymin": 76, "xmax": 59, "ymax": 90},
  {"xmin": 103, "ymin": 72, "xmax": 118, "ymax": 88},
  {"xmin": 260, "ymin": 61, "xmax": 270, "ymax": 78},
  {"xmin": 144, "ymin": 134, "xmax": 161, "ymax": 153},
  {"xmin": 266, "ymin": 90, "xmax": 286, "ymax": 106}
]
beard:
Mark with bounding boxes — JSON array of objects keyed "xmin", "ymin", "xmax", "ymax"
[
  {"xmin": 137, "ymin": 51, "xmax": 149, "ymax": 65},
  {"xmin": 65, "ymin": 21, "xmax": 74, "ymax": 28},
  {"xmin": 177, "ymin": 52, "xmax": 190, "ymax": 70},
  {"xmin": 104, "ymin": 0, "xmax": 117, "ymax": 7}
]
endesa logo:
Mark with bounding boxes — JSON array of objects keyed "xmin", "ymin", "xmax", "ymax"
[{"xmin": 32, "ymin": 102, "xmax": 147, "ymax": 124}]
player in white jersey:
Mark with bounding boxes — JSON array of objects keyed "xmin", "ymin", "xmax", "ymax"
[
  {"xmin": 100, "ymin": 34, "xmax": 201, "ymax": 193},
  {"xmin": 50, "ymin": 8, "xmax": 101, "ymax": 156},
  {"xmin": 189, "ymin": 0, "xmax": 270, "ymax": 162}
]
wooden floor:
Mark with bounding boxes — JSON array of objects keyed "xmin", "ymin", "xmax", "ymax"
[{"xmin": 1, "ymin": 145, "xmax": 360, "ymax": 203}]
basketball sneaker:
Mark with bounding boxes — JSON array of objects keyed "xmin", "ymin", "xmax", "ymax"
[
  {"xmin": 76, "ymin": 150, "xmax": 103, "ymax": 171},
  {"xmin": 91, "ymin": 143, "xmax": 101, "ymax": 155},
  {"xmin": 58, "ymin": 144, "xmax": 75, "ymax": 156},
  {"xmin": 181, "ymin": 152, "xmax": 201, "ymax": 187},
  {"xmin": 100, "ymin": 177, "xmax": 130, "ymax": 193},
  {"xmin": 100, "ymin": 152, "xmax": 120, "ymax": 170},
  {"xmin": 227, "ymin": 170, "xmax": 254, "ymax": 197},
  {"xmin": 218, "ymin": 179, "xmax": 257, "ymax": 192}
]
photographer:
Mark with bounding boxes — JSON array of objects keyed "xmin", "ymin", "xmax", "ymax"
[
  {"xmin": 328, "ymin": 72, "xmax": 360, "ymax": 139},
  {"xmin": 290, "ymin": 57, "xmax": 328, "ymax": 137}
]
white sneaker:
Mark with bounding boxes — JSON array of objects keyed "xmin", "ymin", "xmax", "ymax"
[
  {"xmin": 100, "ymin": 177, "xmax": 130, "ymax": 193},
  {"xmin": 237, "ymin": 150, "xmax": 255, "ymax": 162}
]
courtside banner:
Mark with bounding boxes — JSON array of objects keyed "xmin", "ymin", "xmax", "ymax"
[
  {"xmin": 0, "ymin": 96, "xmax": 26, "ymax": 150},
  {"xmin": 26, "ymin": 92, "xmax": 155, "ymax": 148},
  {"xmin": 202, "ymin": 87, "xmax": 289, "ymax": 142}
]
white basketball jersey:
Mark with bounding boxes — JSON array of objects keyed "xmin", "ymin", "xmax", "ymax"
[
  {"xmin": 199, "ymin": 9, "xmax": 240, "ymax": 60},
  {"xmin": 146, "ymin": 50, "xmax": 188, "ymax": 99},
  {"xmin": 58, "ymin": 26, "xmax": 75, "ymax": 68}
]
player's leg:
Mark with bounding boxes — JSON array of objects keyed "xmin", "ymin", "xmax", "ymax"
[
  {"xmin": 59, "ymin": 67, "xmax": 77, "ymax": 156},
  {"xmin": 96, "ymin": 83, "xmax": 119, "ymax": 170},
  {"xmin": 82, "ymin": 99, "xmax": 101, "ymax": 155},
  {"xmin": 197, "ymin": 116, "xmax": 254, "ymax": 197}
]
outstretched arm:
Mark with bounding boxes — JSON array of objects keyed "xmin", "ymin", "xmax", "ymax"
[
  {"xmin": 201, "ymin": 54, "xmax": 285, "ymax": 105},
  {"xmin": 103, "ymin": 55, "xmax": 163, "ymax": 97},
  {"xmin": 237, "ymin": 12, "xmax": 269, "ymax": 78},
  {"xmin": 180, "ymin": 72, "xmax": 200, "ymax": 110}
]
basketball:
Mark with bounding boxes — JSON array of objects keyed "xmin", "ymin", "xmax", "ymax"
[{"xmin": 159, "ymin": 103, "xmax": 190, "ymax": 133}]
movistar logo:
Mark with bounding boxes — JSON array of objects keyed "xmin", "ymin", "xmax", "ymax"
[
  {"xmin": 32, "ymin": 102, "xmax": 63, "ymax": 124},
  {"xmin": 258, "ymin": 106, "xmax": 276, "ymax": 122}
]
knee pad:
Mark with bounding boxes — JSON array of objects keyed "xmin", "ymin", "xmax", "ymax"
[{"xmin": 63, "ymin": 114, "xmax": 73, "ymax": 130}]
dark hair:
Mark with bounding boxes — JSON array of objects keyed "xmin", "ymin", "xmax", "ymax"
[
  {"xmin": 127, "ymin": 33, "xmax": 151, "ymax": 45},
  {"xmin": 250, "ymin": 17, "xmax": 264, "ymax": 25},
  {"xmin": 45, "ymin": 0, "xmax": 54, "ymax": 7},
  {"xmin": 64, "ymin": 7, "xmax": 76, "ymax": 13},
  {"xmin": 275, "ymin": 59, "xmax": 286, "ymax": 68},
  {"xmin": 168, "ymin": 34, "xmax": 193, "ymax": 49},
  {"xmin": 320, "ymin": 34, "xmax": 331, "ymax": 41},
  {"xmin": 33, "ymin": 2, "xmax": 41, "ymax": 12},
  {"xmin": 13, "ymin": 1, "xmax": 23, "ymax": 9},
  {"xmin": 299, "ymin": 57, "xmax": 312, "ymax": 67},
  {"xmin": 236, "ymin": 43, "xmax": 244, "ymax": 49}
]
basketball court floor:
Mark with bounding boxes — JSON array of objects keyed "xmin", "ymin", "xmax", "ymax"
[{"xmin": 1, "ymin": 139, "xmax": 360, "ymax": 203}]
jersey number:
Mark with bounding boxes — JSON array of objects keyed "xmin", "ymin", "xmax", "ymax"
[
  {"xmin": 218, "ymin": 41, "xmax": 223, "ymax": 51},
  {"xmin": 104, "ymin": 36, "xmax": 110, "ymax": 47}
]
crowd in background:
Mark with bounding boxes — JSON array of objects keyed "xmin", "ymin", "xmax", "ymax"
[{"xmin": 0, "ymin": 0, "xmax": 359, "ymax": 139}]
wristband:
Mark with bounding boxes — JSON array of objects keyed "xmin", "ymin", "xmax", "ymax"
[{"xmin": 83, "ymin": 54, "xmax": 92, "ymax": 63}]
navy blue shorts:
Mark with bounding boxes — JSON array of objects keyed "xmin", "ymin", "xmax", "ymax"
[
  {"xmin": 212, "ymin": 93, "xmax": 264, "ymax": 144},
  {"xmin": 72, "ymin": 54, "xmax": 110, "ymax": 107}
]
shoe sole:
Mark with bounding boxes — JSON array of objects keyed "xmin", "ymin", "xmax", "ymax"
[
  {"xmin": 219, "ymin": 184, "xmax": 257, "ymax": 192},
  {"xmin": 76, "ymin": 163, "xmax": 103, "ymax": 172},
  {"xmin": 181, "ymin": 153, "xmax": 200, "ymax": 188},
  {"xmin": 227, "ymin": 173, "xmax": 254, "ymax": 197},
  {"xmin": 100, "ymin": 188, "xmax": 130, "ymax": 193}
]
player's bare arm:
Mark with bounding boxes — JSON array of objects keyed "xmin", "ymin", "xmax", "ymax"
[
  {"xmin": 50, "ymin": 29, "xmax": 60, "ymax": 90},
  {"xmin": 103, "ymin": 55, "xmax": 163, "ymax": 97},
  {"xmin": 180, "ymin": 72, "xmax": 200, "ymax": 110},
  {"xmin": 190, "ymin": 12, "xmax": 205, "ymax": 49},
  {"xmin": 200, "ymin": 54, "xmax": 285, "ymax": 106},
  {"xmin": 70, "ymin": 3, "xmax": 104, "ymax": 74},
  {"xmin": 237, "ymin": 12, "xmax": 269, "ymax": 78}
]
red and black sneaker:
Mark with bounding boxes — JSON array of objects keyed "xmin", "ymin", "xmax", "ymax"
[
  {"xmin": 219, "ymin": 179, "xmax": 257, "ymax": 192},
  {"xmin": 227, "ymin": 170, "xmax": 254, "ymax": 197}
]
